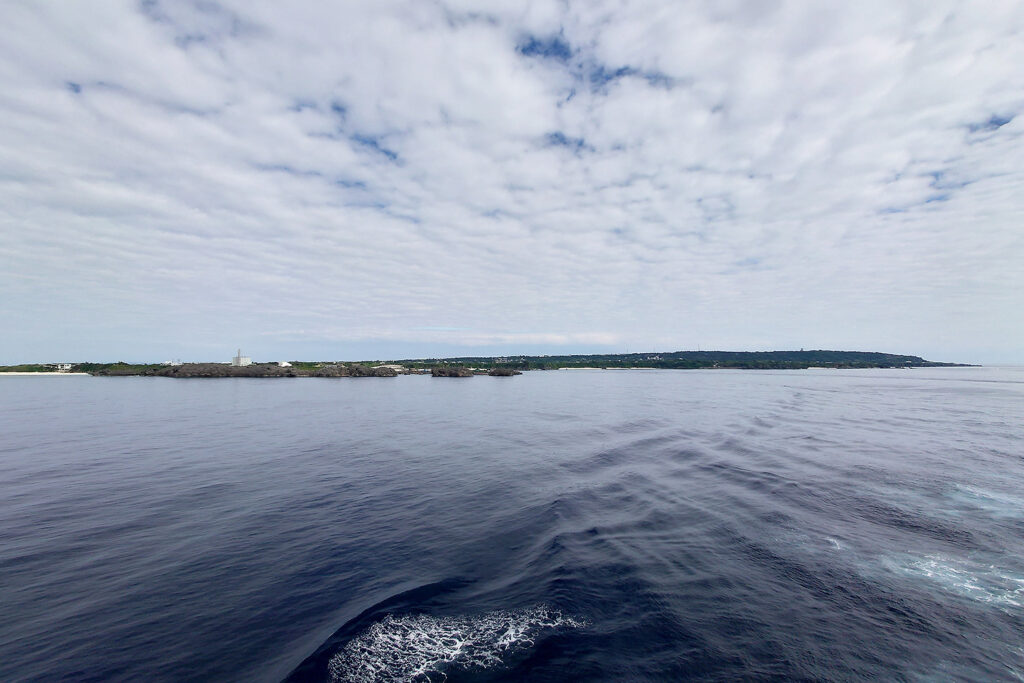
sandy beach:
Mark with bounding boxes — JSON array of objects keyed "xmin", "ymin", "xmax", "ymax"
[{"xmin": 0, "ymin": 372, "xmax": 90, "ymax": 376}]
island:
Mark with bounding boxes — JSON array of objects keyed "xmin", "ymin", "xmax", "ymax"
[
  {"xmin": 0, "ymin": 350, "xmax": 972, "ymax": 378},
  {"xmin": 393, "ymin": 349, "xmax": 970, "ymax": 371}
]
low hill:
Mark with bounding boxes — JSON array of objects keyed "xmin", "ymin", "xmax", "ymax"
[{"xmin": 386, "ymin": 350, "xmax": 970, "ymax": 371}]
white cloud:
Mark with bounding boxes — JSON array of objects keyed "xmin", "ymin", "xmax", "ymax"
[{"xmin": 0, "ymin": 0, "xmax": 1021, "ymax": 363}]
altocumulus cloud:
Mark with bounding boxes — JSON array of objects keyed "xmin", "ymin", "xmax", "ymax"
[{"xmin": 0, "ymin": 0, "xmax": 1021, "ymax": 362}]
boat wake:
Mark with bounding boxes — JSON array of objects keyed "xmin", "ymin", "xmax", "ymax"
[
  {"xmin": 890, "ymin": 554, "xmax": 1024, "ymax": 611},
  {"xmin": 328, "ymin": 605, "xmax": 585, "ymax": 682}
]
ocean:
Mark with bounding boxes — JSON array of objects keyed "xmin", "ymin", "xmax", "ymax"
[{"xmin": 1, "ymin": 368, "xmax": 1022, "ymax": 681}]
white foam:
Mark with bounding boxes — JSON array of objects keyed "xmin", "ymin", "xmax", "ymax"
[
  {"xmin": 949, "ymin": 484, "xmax": 1024, "ymax": 518},
  {"xmin": 329, "ymin": 605, "xmax": 586, "ymax": 682},
  {"xmin": 894, "ymin": 554, "xmax": 1024, "ymax": 610}
]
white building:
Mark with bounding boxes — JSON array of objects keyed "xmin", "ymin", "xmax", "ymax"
[
  {"xmin": 231, "ymin": 349, "xmax": 252, "ymax": 367},
  {"xmin": 55, "ymin": 363, "xmax": 72, "ymax": 372},
  {"xmin": 277, "ymin": 361, "xmax": 292, "ymax": 367}
]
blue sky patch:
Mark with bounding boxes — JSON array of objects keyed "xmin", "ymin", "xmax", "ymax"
[
  {"xmin": 968, "ymin": 113, "xmax": 1014, "ymax": 133},
  {"xmin": 255, "ymin": 164, "xmax": 323, "ymax": 178},
  {"xmin": 517, "ymin": 34, "xmax": 572, "ymax": 61},
  {"xmin": 350, "ymin": 133, "xmax": 399, "ymax": 162},
  {"xmin": 330, "ymin": 101, "xmax": 348, "ymax": 119},
  {"xmin": 545, "ymin": 131, "xmax": 588, "ymax": 152},
  {"xmin": 589, "ymin": 64, "xmax": 634, "ymax": 88}
]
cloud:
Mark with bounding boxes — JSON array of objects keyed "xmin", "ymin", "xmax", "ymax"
[{"xmin": 0, "ymin": 0, "xmax": 1021, "ymax": 362}]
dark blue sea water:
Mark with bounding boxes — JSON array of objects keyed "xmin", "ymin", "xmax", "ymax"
[{"xmin": 2, "ymin": 368, "xmax": 1023, "ymax": 682}]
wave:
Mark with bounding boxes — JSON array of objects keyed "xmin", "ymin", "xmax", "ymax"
[
  {"xmin": 889, "ymin": 554, "xmax": 1024, "ymax": 611},
  {"xmin": 948, "ymin": 484, "xmax": 1024, "ymax": 519},
  {"xmin": 328, "ymin": 605, "xmax": 585, "ymax": 682}
]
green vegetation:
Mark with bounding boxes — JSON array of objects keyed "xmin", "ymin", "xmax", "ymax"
[
  {"xmin": 377, "ymin": 350, "xmax": 968, "ymax": 371},
  {"xmin": 0, "ymin": 362, "xmax": 165, "ymax": 374},
  {"xmin": 0, "ymin": 364, "xmax": 54, "ymax": 372},
  {"xmin": 79, "ymin": 363, "xmax": 166, "ymax": 375},
  {"xmin": 0, "ymin": 351, "xmax": 970, "ymax": 376},
  {"xmin": 0, "ymin": 361, "xmax": 401, "ymax": 378},
  {"xmin": 286, "ymin": 361, "xmax": 321, "ymax": 371}
]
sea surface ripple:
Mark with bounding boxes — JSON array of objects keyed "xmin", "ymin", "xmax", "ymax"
[{"xmin": 1, "ymin": 367, "xmax": 1022, "ymax": 681}]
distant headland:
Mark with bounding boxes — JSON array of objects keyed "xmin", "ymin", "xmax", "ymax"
[{"xmin": 0, "ymin": 350, "xmax": 973, "ymax": 378}]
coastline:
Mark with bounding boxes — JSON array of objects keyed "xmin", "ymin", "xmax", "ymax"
[
  {"xmin": 0, "ymin": 372, "xmax": 90, "ymax": 376},
  {"xmin": 0, "ymin": 351, "xmax": 976, "ymax": 377}
]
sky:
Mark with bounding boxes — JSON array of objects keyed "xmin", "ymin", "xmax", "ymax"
[{"xmin": 1, "ymin": 1, "xmax": 1022, "ymax": 364}]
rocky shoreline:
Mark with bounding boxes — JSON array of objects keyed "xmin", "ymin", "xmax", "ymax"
[
  {"xmin": 84, "ymin": 363, "xmax": 523, "ymax": 378},
  {"xmin": 92, "ymin": 363, "xmax": 402, "ymax": 378},
  {"xmin": 431, "ymin": 367, "xmax": 523, "ymax": 377}
]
